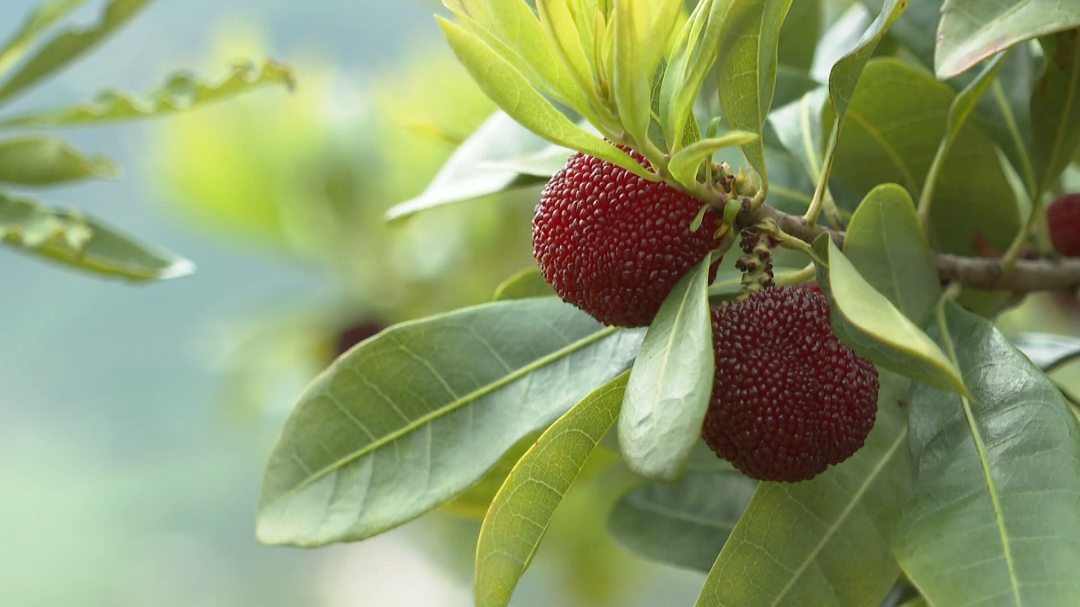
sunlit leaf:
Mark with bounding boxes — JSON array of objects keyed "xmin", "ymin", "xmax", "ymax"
[
  {"xmin": 661, "ymin": 0, "xmax": 728, "ymax": 151},
  {"xmin": 612, "ymin": 0, "xmax": 652, "ymax": 148},
  {"xmin": 0, "ymin": 137, "xmax": 118, "ymax": 185},
  {"xmin": 0, "ymin": 0, "xmax": 87, "ymax": 76},
  {"xmin": 667, "ymin": 131, "xmax": 759, "ymax": 191}
]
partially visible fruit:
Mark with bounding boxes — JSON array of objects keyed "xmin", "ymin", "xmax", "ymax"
[
  {"xmin": 1048, "ymin": 193, "xmax": 1080, "ymax": 257},
  {"xmin": 335, "ymin": 321, "xmax": 384, "ymax": 358}
]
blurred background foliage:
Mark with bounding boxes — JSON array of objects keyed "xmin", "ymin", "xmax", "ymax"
[{"xmin": 2, "ymin": 0, "xmax": 1079, "ymax": 606}]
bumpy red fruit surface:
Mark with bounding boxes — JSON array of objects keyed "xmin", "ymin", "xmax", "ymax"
[
  {"xmin": 1048, "ymin": 193, "xmax": 1080, "ymax": 257},
  {"xmin": 532, "ymin": 148, "xmax": 722, "ymax": 327},
  {"xmin": 703, "ymin": 286, "xmax": 879, "ymax": 482}
]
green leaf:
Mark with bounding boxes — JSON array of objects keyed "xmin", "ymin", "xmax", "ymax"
[
  {"xmin": 0, "ymin": 192, "xmax": 193, "ymax": 281},
  {"xmin": 493, "ymin": 267, "xmax": 556, "ymax": 301},
  {"xmin": 619, "ymin": 252, "xmax": 715, "ymax": 481},
  {"xmin": 442, "ymin": 433, "xmax": 539, "ymax": 517},
  {"xmin": 828, "ymin": 59, "xmax": 1019, "ymax": 256},
  {"xmin": 935, "ymin": 0, "xmax": 1080, "ymax": 79},
  {"xmin": 0, "ymin": 137, "xmax": 118, "ymax": 185},
  {"xmin": 1031, "ymin": 30, "xmax": 1080, "ymax": 199},
  {"xmin": 607, "ymin": 448, "xmax": 756, "ymax": 572},
  {"xmin": 0, "ymin": 0, "xmax": 87, "ymax": 76},
  {"xmin": 777, "ymin": 0, "xmax": 820, "ymax": 71},
  {"xmin": 769, "ymin": 88, "xmax": 828, "ymax": 185},
  {"xmin": 812, "ymin": 235, "xmax": 966, "ymax": 395},
  {"xmin": 474, "ymin": 372, "xmax": 628, "ymax": 607},
  {"xmin": 772, "ymin": 65, "xmax": 822, "ymax": 110},
  {"xmin": 827, "ymin": 0, "xmax": 905, "ymax": 122},
  {"xmin": 0, "ymin": 0, "xmax": 155, "ymax": 107},
  {"xmin": 858, "ymin": 0, "xmax": 936, "ymax": 70},
  {"xmin": 438, "ymin": 17, "xmax": 656, "ymax": 181},
  {"xmin": 612, "ymin": 0, "xmax": 653, "ymax": 148},
  {"xmin": 667, "ymin": 131, "xmax": 759, "ymax": 190},
  {"xmin": 1011, "ymin": 332, "xmax": 1080, "ymax": 372},
  {"xmin": 479, "ymin": 144, "xmax": 572, "ymax": 178},
  {"xmin": 661, "ymin": 0, "xmax": 728, "ymax": 151},
  {"xmin": 386, "ymin": 111, "xmax": 551, "ymax": 225},
  {"xmin": 696, "ymin": 371, "xmax": 913, "ymax": 607},
  {"xmin": 256, "ymin": 298, "xmax": 645, "ymax": 547},
  {"xmin": 714, "ymin": 0, "xmax": 795, "ymax": 181},
  {"xmin": 844, "ymin": 185, "xmax": 940, "ymax": 326},
  {"xmin": 0, "ymin": 60, "xmax": 294, "ymax": 128},
  {"xmin": 894, "ymin": 301, "xmax": 1080, "ymax": 606}
]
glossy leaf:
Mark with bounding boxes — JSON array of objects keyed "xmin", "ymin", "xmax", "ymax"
[
  {"xmin": 935, "ymin": 0, "xmax": 1080, "ymax": 79},
  {"xmin": 812, "ymin": 235, "xmax": 966, "ymax": 395},
  {"xmin": 1031, "ymin": 30, "xmax": 1080, "ymax": 199},
  {"xmin": 619, "ymin": 253, "xmax": 715, "ymax": 481},
  {"xmin": 0, "ymin": 0, "xmax": 154, "ymax": 106},
  {"xmin": 894, "ymin": 301, "xmax": 1080, "ymax": 606},
  {"xmin": 0, "ymin": 137, "xmax": 118, "ymax": 185},
  {"xmin": 437, "ymin": 18, "xmax": 655, "ymax": 181},
  {"xmin": 386, "ymin": 112, "xmax": 550, "ymax": 224},
  {"xmin": 714, "ymin": 0, "xmax": 795, "ymax": 180},
  {"xmin": 256, "ymin": 298, "xmax": 645, "ymax": 546},
  {"xmin": 0, "ymin": 0, "xmax": 87, "ymax": 76},
  {"xmin": 667, "ymin": 131, "xmax": 759, "ymax": 190},
  {"xmin": 0, "ymin": 192, "xmax": 193, "ymax": 281},
  {"xmin": 777, "ymin": 0, "xmax": 820, "ymax": 71},
  {"xmin": 0, "ymin": 60, "xmax": 294, "ymax": 128},
  {"xmin": 474, "ymin": 372, "xmax": 628, "ymax": 607},
  {"xmin": 844, "ymin": 185, "xmax": 940, "ymax": 326},
  {"xmin": 608, "ymin": 448, "xmax": 756, "ymax": 572},
  {"xmin": 493, "ymin": 268, "xmax": 556, "ymax": 301},
  {"xmin": 1011, "ymin": 333, "xmax": 1080, "ymax": 372},
  {"xmin": 696, "ymin": 371, "xmax": 913, "ymax": 607}
]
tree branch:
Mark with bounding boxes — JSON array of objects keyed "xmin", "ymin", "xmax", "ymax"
[{"xmin": 755, "ymin": 203, "xmax": 1080, "ymax": 293}]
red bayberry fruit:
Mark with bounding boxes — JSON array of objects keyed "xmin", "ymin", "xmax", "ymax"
[
  {"xmin": 702, "ymin": 286, "xmax": 879, "ymax": 482},
  {"xmin": 532, "ymin": 148, "xmax": 723, "ymax": 327},
  {"xmin": 1048, "ymin": 193, "xmax": 1080, "ymax": 257}
]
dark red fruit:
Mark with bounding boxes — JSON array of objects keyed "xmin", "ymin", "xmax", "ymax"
[
  {"xmin": 532, "ymin": 148, "xmax": 723, "ymax": 327},
  {"xmin": 335, "ymin": 321, "xmax": 384, "ymax": 358},
  {"xmin": 1048, "ymin": 193, "xmax": 1080, "ymax": 257},
  {"xmin": 703, "ymin": 286, "xmax": 879, "ymax": 482}
]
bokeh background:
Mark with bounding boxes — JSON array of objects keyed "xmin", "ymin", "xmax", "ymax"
[{"xmin": 2, "ymin": 1, "xmax": 1078, "ymax": 606}]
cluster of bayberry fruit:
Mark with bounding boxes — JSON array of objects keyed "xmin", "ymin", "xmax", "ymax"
[{"xmin": 533, "ymin": 148, "xmax": 879, "ymax": 482}]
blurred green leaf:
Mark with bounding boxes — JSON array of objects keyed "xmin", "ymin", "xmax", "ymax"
[
  {"xmin": 256, "ymin": 298, "xmax": 645, "ymax": 547},
  {"xmin": 1011, "ymin": 333, "xmax": 1080, "ymax": 372},
  {"xmin": 935, "ymin": 0, "xmax": 1080, "ymax": 79},
  {"xmin": 0, "ymin": 0, "xmax": 87, "ymax": 76},
  {"xmin": 777, "ymin": 0, "xmax": 820, "ymax": 71},
  {"xmin": 895, "ymin": 301, "xmax": 1080, "ymax": 606},
  {"xmin": 772, "ymin": 65, "xmax": 821, "ymax": 110},
  {"xmin": 714, "ymin": 0, "xmax": 795, "ymax": 181},
  {"xmin": 0, "ymin": 60, "xmax": 294, "ymax": 127},
  {"xmin": 480, "ymin": 144, "xmax": 572, "ymax": 178},
  {"xmin": 619, "ymin": 253, "xmax": 715, "ymax": 481},
  {"xmin": 858, "ymin": 0, "xmax": 936, "ymax": 70},
  {"xmin": 608, "ymin": 448, "xmax": 756, "ymax": 572},
  {"xmin": 493, "ymin": 268, "xmax": 556, "ymax": 301},
  {"xmin": 667, "ymin": 131, "xmax": 759, "ymax": 190},
  {"xmin": 827, "ymin": 0, "xmax": 904, "ymax": 121},
  {"xmin": 828, "ymin": 59, "xmax": 1019, "ymax": 256},
  {"xmin": 474, "ymin": 372, "xmax": 628, "ymax": 607},
  {"xmin": 612, "ymin": 0, "xmax": 653, "ymax": 149},
  {"xmin": 696, "ymin": 370, "xmax": 913, "ymax": 607},
  {"xmin": 812, "ymin": 235, "xmax": 966, "ymax": 395},
  {"xmin": 386, "ymin": 111, "xmax": 550, "ymax": 225},
  {"xmin": 0, "ymin": 0, "xmax": 154, "ymax": 107},
  {"xmin": 1031, "ymin": 30, "xmax": 1080, "ymax": 199},
  {"xmin": 769, "ymin": 88, "xmax": 827, "ymax": 185},
  {"xmin": 0, "ymin": 191, "xmax": 193, "ymax": 281},
  {"xmin": 437, "ymin": 17, "xmax": 655, "ymax": 181},
  {"xmin": 0, "ymin": 137, "xmax": 118, "ymax": 185}
]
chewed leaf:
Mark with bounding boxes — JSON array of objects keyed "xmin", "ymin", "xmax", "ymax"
[
  {"xmin": 0, "ymin": 192, "xmax": 194, "ymax": 281},
  {"xmin": 0, "ymin": 60, "xmax": 294, "ymax": 127},
  {"xmin": 0, "ymin": 137, "xmax": 119, "ymax": 185}
]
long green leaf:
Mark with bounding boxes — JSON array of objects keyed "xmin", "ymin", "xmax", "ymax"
[
  {"xmin": 0, "ymin": 60, "xmax": 294, "ymax": 128},
  {"xmin": 936, "ymin": 0, "xmax": 1080, "ymax": 79},
  {"xmin": 1031, "ymin": 30, "xmax": 1080, "ymax": 199},
  {"xmin": 0, "ymin": 137, "xmax": 118, "ymax": 185},
  {"xmin": 619, "ymin": 253, "xmax": 715, "ymax": 482},
  {"xmin": 894, "ymin": 301, "xmax": 1080, "ymax": 605},
  {"xmin": 0, "ymin": 0, "xmax": 87, "ymax": 76},
  {"xmin": 474, "ymin": 372, "xmax": 628, "ymax": 607},
  {"xmin": 0, "ymin": 0, "xmax": 155, "ymax": 106},
  {"xmin": 0, "ymin": 192, "xmax": 193, "ymax": 281},
  {"xmin": 696, "ymin": 371, "xmax": 913, "ymax": 607},
  {"xmin": 256, "ymin": 298, "xmax": 645, "ymax": 547},
  {"xmin": 612, "ymin": 0, "xmax": 652, "ymax": 148}
]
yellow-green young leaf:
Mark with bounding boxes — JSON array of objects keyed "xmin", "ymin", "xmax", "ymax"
[
  {"xmin": 0, "ymin": 0, "xmax": 155, "ymax": 106},
  {"xmin": 895, "ymin": 301, "xmax": 1080, "ymax": 606},
  {"xmin": 256, "ymin": 298, "xmax": 646, "ymax": 547},
  {"xmin": 612, "ymin": 0, "xmax": 652, "ymax": 148},
  {"xmin": 661, "ymin": 0, "xmax": 726, "ymax": 151},
  {"xmin": 0, "ymin": 61, "xmax": 294, "ymax": 128},
  {"xmin": 619, "ymin": 252, "xmax": 715, "ymax": 482},
  {"xmin": 0, "ymin": 137, "xmax": 118, "ymax": 185},
  {"xmin": 697, "ymin": 371, "xmax": 913, "ymax": 607},
  {"xmin": 438, "ymin": 17, "xmax": 657, "ymax": 181},
  {"xmin": 844, "ymin": 184, "xmax": 940, "ymax": 326},
  {"xmin": 812, "ymin": 235, "xmax": 967, "ymax": 396},
  {"xmin": 936, "ymin": 0, "xmax": 1080, "ymax": 79},
  {"xmin": 475, "ymin": 372, "xmax": 629, "ymax": 607},
  {"xmin": 538, "ymin": 0, "xmax": 601, "ymax": 111},
  {"xmin": 667, "ymin": 131, "xmax": 759, "ymax": 190},
  {"xmin": 1031, "ymin": 30, "xmax": 1080, "ymax": 199},
  {"xmin": 493, "ymin": 268, "xmax": 557, "ymax": 301},
  {"xmin": 0, "ymin": 0, "xmax": 87, "ymax": 76},
  {"xmin": 714, "ymin": 0, "xmax": 795, "ymax": 181},
  {"xmin": 0, "ymin": 192, "xmax": 194, "ymax": 281}
]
